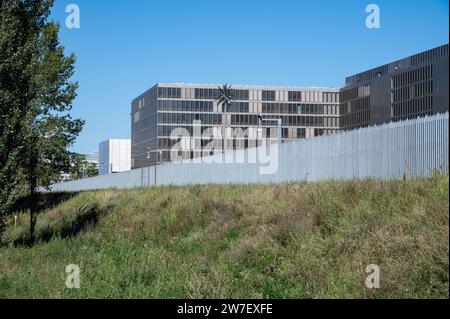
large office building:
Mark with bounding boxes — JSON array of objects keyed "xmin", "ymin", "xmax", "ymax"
[
  {"xmin": 340, "ymin": 44, "xmax": 448, "ymax": 130},
  {"xmin": 131, "ymin": 84, "xmax": 341, "ymax": 168},
  {"xmin": 99, "ymin": 139, "xmax": 131, "ymax": 175},
  {"xmin": 131, "ymin": 44, "xmax": 449, "ymax": 169}
]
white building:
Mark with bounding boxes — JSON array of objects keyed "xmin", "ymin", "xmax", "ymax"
[
  {"xmin": 84, "ymin": 150, "xmax": 99, "ymax": 164},
  {"xmin": 83, "ymin": 150, "xmax": 99, "ymax": 171},
  {"xmin": 99, "ymin": 139, "xmax": 131, "ymax": 175}
]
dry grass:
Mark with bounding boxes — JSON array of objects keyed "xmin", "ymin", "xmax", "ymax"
[{"xmin": 0, "ymin": 174, "xmax": 448, "ymax": 298}]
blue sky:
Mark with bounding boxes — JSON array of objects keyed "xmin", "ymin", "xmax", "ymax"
[{"xmin": 50, "ymin": 0, "xmax": 449, "ymax": 154}]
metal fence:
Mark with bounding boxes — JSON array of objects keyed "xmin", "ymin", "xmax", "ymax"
[{"xmin": 50, "ymin": 113, "xmax": 449, "ymax": 192}]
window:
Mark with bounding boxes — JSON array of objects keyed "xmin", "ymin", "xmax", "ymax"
[
  {"xmin": 158, "ymin": 87, "xmax": 181, "ymax": 99},
  {"xmin": 288, "ymin": 91, "xmax": 302, "ymax": 102},
  {"xmin": 262, "ymin": 90, "xmax": 276, "ymax": 101},
  {"xmin": 234, "ymin": 90, "xmax": 249, "ymax": 101}
]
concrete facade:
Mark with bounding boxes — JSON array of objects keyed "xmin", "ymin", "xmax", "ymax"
[
  {"xmin": 99, "ymin": 139, "xmax": 131, "ymax": 175},
  {"xmin": 131, "ymin": 84, "xmax": 340, "ymax": 169}
]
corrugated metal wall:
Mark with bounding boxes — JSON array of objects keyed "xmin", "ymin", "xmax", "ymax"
[{"xmin": 50, "ymin": 113, "xmax": 449, "ymax": 192}]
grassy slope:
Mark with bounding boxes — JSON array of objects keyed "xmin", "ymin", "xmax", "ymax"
[{"xmin": 0, "ymin": 175, "xmax": 448, "ymax": 299}]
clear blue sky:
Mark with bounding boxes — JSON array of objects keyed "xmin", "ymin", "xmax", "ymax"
[{"xmin": 50, "ymin": 0, "xmax": 449, "ymax": 154}]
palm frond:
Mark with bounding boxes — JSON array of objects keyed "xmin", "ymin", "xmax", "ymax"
[{"xmin": 217, "ymin": 84, "xmax": 234, "ymax": 112}]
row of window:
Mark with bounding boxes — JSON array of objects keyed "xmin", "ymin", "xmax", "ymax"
[
  {"xmin": 156, "ymin": 99, "xmax": 343, "ymax": 116},
  {"xmin": 262, "ymin": 90, "xmax": 340, "ymax": 103},
  {"xmin": 133, "ymin": 102, "xmax": 156, "ymax": 124},
  {"xmin": 158, "ymin": 129, "xmax": 338, "ymax": 147},
  {"xmin": 262, "ymin": 103, "xmax": 298, "ymax": 114},
  {"xmin": 261, "ymin": 103, "xmax": 339, "ymax": 115},
  {"xmin": 132, "ymin": 113, "xmax": 157, "ymax": 132},
  {"xmin": 393, "ymin": 96, "xmax": 433, "ymax": 118},
  {"xmin": 261, "ymin": 90, "xmax": 276, "ymax": 101},
  {"xmin": 158, "ymin": 99, "xmax": 214, "ymax": 112},
  {"xmin": 142, "ymin": 128, "xmax": 337, "ymax": 164},
  {"xmin": 195, "ymin": 88, "xmax": 250, "ymax": 101},
  {"xmin": 391, "ymin": 65, "xmax": 433, "ymax": 89},
  {"xmin": 158, "ymin": 139, "xmax": 252, "ymax": 153},
  {"xmin": 157, "ymin": 133, "xmax": 276, "ymax": 149},
  {"xmin": 288, "ymin": 91, "xmax": 339, "ymax": 103},
  {"xmin": 232, "ymin": 114, "xmax": 338, "ymax": 127},
  {"xmin": 158, "ymin": 125, "xmax": 255, "ymax": 137},
  {"xmin": 340, "ymin": 84, "xmax": 370, "ymax": 102},
  {"xmin": 288, "ymin": 91, "xmax": 303, "ymax": 102},
  {"xmin": 322, "ymin": 92, "xmax": 339, "ymax": 104},
  {"xmin": 226, "ymin": 102, "xmax": 250, "ymax": 113},
  {"xmin": 159, "ymin": 137, "xmax": 223, "ymax": 150},
  {"xmin": 262, "ymin": 103, "xmax": 325, "ymax": 114},
  {"xmin": 392, "ymin": 81, "xmax": 433, "ymax": 103},
  {"xmin": 156, "ymin": 128, "xmax": 336, "ymax": 149},
  {"xmin": 155, "ymin": 86, "xmax": 339, "ymax": 104},
  {"xmin": 158, "ymin": 87, "xmax": 181, "ymax": 99},
  {"xmin": 316, "ymin": 129, "xmax": 339, "ymax": 137},
  {"xmin": 195, "ymin": 88, "xmax": 218, "ymax": 100},
  {"xmin": 340, "ymin": 87, "xmax": 357, "ymax": 102},
  {"xmin": 157, "ymin": 99, "xmax": 252, "ymax": 113},
  {"xmin": 229, "ymin": 114, "xmax": 261, "ymax": 126},
  {"xmin": 158, "ymin": 113, "xmax": 222, "ymax": 125},
  {"xmin": 410, "ymin": 44, "xmax": 448, "ymax": 66},
  {"xmin": 132, "ymin": 127, "xmax": 157, "ymax": 145},
  {"xmin": 341, "ymin": 110, "xmax": 370, "ymax": 129},
  {"xmin": 156, "ymin": 114, "xmax": 338, "ymax": 129},
  {"xmin": 340, "ymin": 97, "xmax": 370, "ymax": 115},
  {"xmin": 324, "ymin": 117, "xmax": 339, "ymax": 128}
]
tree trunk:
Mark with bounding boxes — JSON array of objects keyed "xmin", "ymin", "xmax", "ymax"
[
  {"xmin": 28, "ymin": 148, "xmax": 38, "ymax": 246},
  {"xmin": 29, "ymin": 187, "xmax": 36, "ymax": 246},
  {"xmin": 222, "ymin": 103, "xmax": 228, "ymax": 154}
]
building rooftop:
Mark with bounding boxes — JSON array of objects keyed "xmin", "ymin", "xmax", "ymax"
[
  {"xmin": 133, "ymin": 83, "xmax": 340, "ymax": 102},
  {"xmin": 133, "ymin": 44, "xmax": 448, "ymax": 100},
  {"xmin": 156, "ymin": 82, "xmax": 340, "ymax": 91},
  {"xmin": 344, "ymin": 43, "xmax": 448, "ymax": 86}
]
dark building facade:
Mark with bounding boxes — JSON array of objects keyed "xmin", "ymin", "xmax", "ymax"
[{"xmin": 340, "ymin": 44, "xmax": 449, "ymax": 130}]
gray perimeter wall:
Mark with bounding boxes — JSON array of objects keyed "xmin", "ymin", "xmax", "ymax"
[{"xmin": 50, "ymin": 113, "xmax": 449, "ymax": 192}]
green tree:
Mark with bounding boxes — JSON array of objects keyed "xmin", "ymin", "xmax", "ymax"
[
  {"xmin": 0, "ymin": 0, "xmax": 84, "ymax": 243},
  {"xmin": 67, "ymin": 153, "xmax": 99, "ymax": 180}
]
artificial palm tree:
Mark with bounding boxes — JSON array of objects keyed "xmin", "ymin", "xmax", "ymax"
[
  {"xmin": 217, "ymin": 84, "xmax": 234, "ymax": 112},
  {"xmin": 216, "ymin": 84, "xmax": 234, "ymax": 152}
]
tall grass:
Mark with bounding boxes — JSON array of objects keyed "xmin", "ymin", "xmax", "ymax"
[{"xmin": 0, "ymin": 174, "xmax": 448, "ymax": 298}]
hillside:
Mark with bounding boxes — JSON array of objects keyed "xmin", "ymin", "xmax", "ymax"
[{"xmin": 0, "ymin": 174, "xmax": 448, "ymax": 298}]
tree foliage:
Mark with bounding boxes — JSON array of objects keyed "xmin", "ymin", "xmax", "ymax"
[
  {"xmin": 67, "ymin": 153, "xmax": 98, "ymax": 181},
  {"xmin": 0, "ymin": 0, "xmax": 84, "ymax": 240}
]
